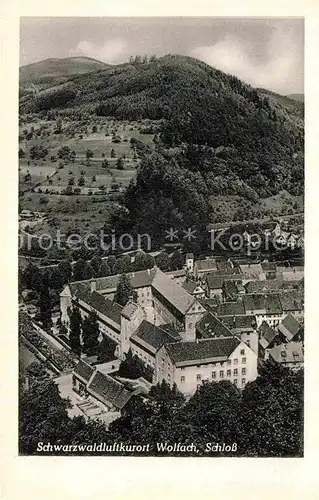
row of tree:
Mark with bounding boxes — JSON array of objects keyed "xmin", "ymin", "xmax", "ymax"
[{"xmin": 19, "ymin": 361, "xmax": 303, "ymax": 456}]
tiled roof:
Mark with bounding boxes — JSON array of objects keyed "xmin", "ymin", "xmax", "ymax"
[
  {"xmin": 279, "ymin": 293, "xmax": 303, "ymax": 312},
  {"xmin": 223, "ymin": 280, "xmax": 238, "ymax": 297},
  {"xmin": 258, "ymin": 321, "xmax": 278, "ymax": 349},
  {"xmin": 216, "ymin": 260, "xmax": 233, "ymax": 271},
  {"xmin": 75, "ymin": 283, "xmax": 123, "ymax": 324},
  {"xmin": 195, "ymin": 258, "xmax": 217, "ymax": 272},
  {"xmin": 239, "ymin": 264, "xmax": 265, "ymax": 280},
  {"xmin": 196, "ymin": 312, "xmax": 233, "ymax": 339},
  {"xmin": 244, "ymin": 294, "xmax": 282, "ymax": 315},
  {"xmin": 152, "ymin": 268, "xmax": 195, "ymax": 315},
  {"xmin": 131, "ymin": 320, "xmax": 181, "ymax": 352},
  {"xmin": 217, "ymin": 301, "xmax": 245, "ymax": 317},
  {"xmin": 87, "ymin": 371, "xmax": 132, "ymax": 410},
  {"xmin": 278, "ymin": 313, "xmax": 302, "ymax": 341},
  {"xmin": 245, "ymin": 279, "xmax": 282, "ymax": 294},
  {"xmin": 165, "ymin": 269, "xmax": 187, "ymax": 278},
  {"xmin": 73, "ymin": 360, "xmax": 94, "ymax": 382},
  {"xmin": 221, "ymin": 315, "xmax": 257, "ymax": 331},
  {"xmin": 269, "ymin": 342, "xmax": 304, "ymax": 364},
  {"xmin": 165, "ymin": 337, "xmax": 240, "ymax": 366},
  {"xmin": 182, "ymin": 280, "xmax": 203, "ymax": 294},
  {"xmin": 206, "ymin": 275, "xmax": 224, "ymax": 290}
]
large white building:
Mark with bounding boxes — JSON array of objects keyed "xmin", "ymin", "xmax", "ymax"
[{"xmin": 60, "ymin": 266, "xmax": 259, "ymax": 394}]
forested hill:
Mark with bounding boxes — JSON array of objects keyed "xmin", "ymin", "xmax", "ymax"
[{"xmin": 19, "ymin": 54, "xmax": 304, "ymax": 236}]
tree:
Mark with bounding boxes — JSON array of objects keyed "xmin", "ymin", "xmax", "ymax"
[
  {"xmin": 116, "ymin": 157, "xmax": 125, "ymax": 170},
  {"xmin": 68, "ymin": 302, "xmax": 82, "ymax": 354},
  {"xmin": 73, "ymin": 259, "xmax": 86, "ymax": 281},
  {"xmin": 38, "ymin": 285, "xmax": 52, "ymax": 330},
  {"xmin": 149, "ymin": 380, "xmax": 185, "ymax": 407},
  {"xmin": 92, "ymin": 125, "xmax": 97, "ymax": 133},
  {"xmin": 155, "ymin": 252, "xmax": 170, "ymax": 271},
  {"xmin": 113, "ymin": 256, "xmax": 131, "ymax": 274},
  {"xmin": 19, "ymin": 148, "xmax": 25, "ymax": 158},
  {"xmin": 26, "ymin": 361, "xmax": 48, "ymax": 381},
  {"xmin": 78, "ymin": 175, "xmax": 85, "ymax": 186},
  {"xmin": 55, "ymin": 117, "xmax": 63, "ymax": 134},
  {"xmin": 101, "ymin": 159, "xmax": 109, "ymax": 169},
  {"xmin": 86, "ymin": 149, "xmax": 94, "ymax": 161},
  {"xmin": 114, "ymin": 274, "xmax": 137, "ymax": 306},
  {"xmin": 82, "ymin": 310, "xmax": 100, "ymax": 354},
  {"xmin": 90, "ymin": 256, "xmax": 102, "ymax": 276},
  {"xmin": 170, "ymin": 250, "xmax": 184, "ymax": 270},
  {"xmin": 239, "ymin": 362, "xmax": 303, "ymax": 457},
  {"xmin": 22, "ymin": 263, "xmax": 42, "ymax": 290},
  {"xmin": 134, "ymin": 250, "xmax": 155, "ymax": 271},
  {"xmin": 82, "ymin": 262, "xmax": 94, "ymax": 280},
  {"xmin": 118, "ymin": 349, "xmax": 152, "ymax": 381},
  {"xmin": 57, "ymin": 260, "xmax": 72, "ymax": 284},
  {"xmin": 98, "ymin": 261, "xmax": 111, "ymax": 277},
  {"xmin": 111, "ymin": 148, "xmax": 116, "ymax": 158}
]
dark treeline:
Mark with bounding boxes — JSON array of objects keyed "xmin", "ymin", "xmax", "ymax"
[{"xmin": 19, "ymin": 361, "xmax": 303, "ymax": 457}]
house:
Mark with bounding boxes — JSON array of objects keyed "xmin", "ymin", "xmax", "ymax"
[
  {"xmin": 258, "ymin": 321, "xmax": 281, "ymax": 358},
  {"xmin": 193, "ymin": 258, "xmax": 217, "ymax": 279},
  {"xmin": 243, "ymin": 294, "xmax": 284, "ymax": 328},
  {"xmin": 60, "ymin": 266, "xmax": 207, "ymax": 360},
  {"xmin": 277, "ymin": 313, "xmax": 303, "ymax": 343},
  {"xmin": 205, "ymin": 275, "xmax": 224, "ymax": 300},
  {"xmin": 185, "ymin": 253, "xmax": 194, "ymax": 273},
  {"xmin": 261, "ymin": 262, "xmax": 277, "ymax": 280},
  {"xmin": 265, "ymin": 342, "xmax": 304, "ymax": 370},
  {"xmin": 130, "ymin": 320, "xmax": 182, "ymax": 369},
  {"xmin": 217, "ymin": 301, "xmax": 246, "ymax": 317},
  {"xmin": 279, "ymin": 293, "xmax": 304, "ymax": 321},
  {"xmin": 165, "ymin": 268, "xmax": 187, "ymax": 285},
  {"xmin": 72, "ymin": 360, "xmax": 136, "ymax": 412},
  {"xmin": 239, "ymin": 263, "xmax": 266, "ymax": 282},
  {"xmin": 182, "ymin": 279, "xmax": 205, "ymax": 299},
  {"xmin": 220, "ymin": 315, "xmax": 258, "ymax": 353},
  {"xmin": 286, "ymin": 234, "xmax": 299, "ymax": 249},
  {"xmin": 245, "ymin": 279, "xmax": 282, "ymax": 294},
  {"xmin": 263, "ymin": 222, "xmax": 281, "ymax": 238},
  {"xmin": 222, "ymin": 280, "xmax": 242, "ymax": 302},
  {"xmin": 196, "ymin": 312, "xmax": 233, "ymax": 339},
  {"xmin": 155, "ymin": 337, "xmax": 258, "ymax": 395},
  {"xmin": 277, "ymin": 266, "xmax": 304, "ymax": 282}
]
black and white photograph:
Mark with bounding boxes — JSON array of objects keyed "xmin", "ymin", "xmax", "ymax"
[{"xmin": 18, "ymin": 16, "xmax": 304, "ymax": 457}]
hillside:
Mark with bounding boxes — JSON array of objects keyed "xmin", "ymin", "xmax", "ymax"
[
  {"xmin": 19, "ymin": 56, "xmax": 108, "ymax": 88},
  {"xmin": 19, "ymin": 54, "xmax": 304, "ymax": 239},
  {"xmin": 287, "ymin": 93, "xmax": 304, "ymax": 103}
]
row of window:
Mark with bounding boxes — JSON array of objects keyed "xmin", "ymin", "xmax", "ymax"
[
  {"xmin": 181, "ymin": 368, "xmax": 246, "ymax": 384},
  {"xmin": 183, "ymin": 355, "xmax": 247, "ymax": 371}
]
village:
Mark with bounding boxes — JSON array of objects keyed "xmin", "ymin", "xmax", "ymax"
[{"xmin": 19, "ymin": 213, "xmax": 304, "ymax": 426}]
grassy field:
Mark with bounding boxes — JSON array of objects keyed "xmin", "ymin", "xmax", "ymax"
[{"xmin": 19, "ymin": 119, "xmax": 155, "ymax": 196}]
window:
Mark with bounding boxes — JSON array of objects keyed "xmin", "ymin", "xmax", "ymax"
[
  {"xmin": 220, "ymin": 371, "xmax": 224, "ymax": 378},
  {"xmin": 189, "ymin": 323, "xmax": 193, "ymax": 328},
  {"xmin": 242, "ymin": 378, "xmax": 246, "ymax": 385},
  {"xmin": 167, "ymin": 374, "xmax": 170, "ymax": 380},
  {"xmin": 212, "ymin": 371, "xmax": 216, "ymax": 379},
  {"xmin": 234, "ymin": 369, "xmax": 238, "ymax": 376},
  {"xmin": 234, "ymin": 358, "xmax": 238, "ymax": 365},
  {"xmin": 227, "ymin": 360, "xmax": 231, "ymax": 366},
  {"xmin": 196, "ymin": 374, "xmax": 201, "ymax": 381},
  {"xmin": 181, "ymin": 367, "xmax": 185, "ymax": 370},
  {"xmin": 227, "ymin": 370, "xmax": 231, "ymax": 377},
  {"xmin": 242, "ymin": 357, "xmax": 246, "ymax": 364},
  {"xmin": 234, "ymin": 379, "xmax": 238, "ymax": 386},
  {"xmin": 240, "ymin": 349, "xmax": 245, "ymax": 355},
  {"xmin": 181, "ymin": 376, "xmax": 185, "ymax": 383},
  {"xmin": 246, "ymin": 340, "xmax": 250, "ymax": 347},
  {"xmin": 242, "ymin": 368, "xmax": 246, "ymax": 375}
]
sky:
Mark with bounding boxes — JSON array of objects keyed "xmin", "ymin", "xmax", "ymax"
[{"xmin": 20, "ymin": 17, "xmax": 304, "ymax": 95}]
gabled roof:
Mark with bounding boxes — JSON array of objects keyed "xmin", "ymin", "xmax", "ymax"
[
  {"xmin": 165, "ymin": 337, "xmax": 241, "ymax": 366},
  {"xmin": 196, "ymin": 312, "xmax": 233, "ymax": 339},
  {"xmin": 244, "ymin": 294, "xmax": 282, "ymax": 315},
  {"xmin": 182, "ymin": 280, "xmax": 203, "ymax": 294},
  {"xmin": 223, "ymin": 280, "xmax": 238, "ymax": 297},
  {"xmin": 221, "ymin": 315, "xmax": 257, "ymax": 331},
  {"xmin": 206, "ymin": 275, "xmax": 224, "ymax": 290},
  {"xmin": 194, "ymin": 258, "xmax": 217, "ymax": 272},
  {"xmin": 279, "ymin": 293, "xmax": 303, "ymax": 312},
  {"xmin": 239, "ymin": 263, "xmax": 265, "ymax": 280},
  {"xmin": 87, "ymin": 371, "xmax": 132, "ymax": 410},
  {"xmin": 131, "ymin": 320, "xmax": 181, "ymax": 353},
  {"xmin": 268, "ymin": 342, "xmax": 304, "ymax": 364},
  {"xmin": 73, "ymin": 360, "xmax": 94, "ymax": 382},
  {"xmin": 217, "ymin": 301, "xmax": 245, "ymax": 317},
  {"xmin": 258, "ymin": 321, "xmax": 278, "ymax": 349},
  {"xmin": 152, "ymin": 268, "xmax": 195, "ymax": 315},
  {"xmin": 278, "ymin": 313, "xmax": 302, "ymax": 341},
  {"xmin": 245, "ymin": 279, "xmax": 282, "ymax": 294},
  {"xmin": 74, "ymin": 283, "xmax": 123, "ymax": 324}
]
